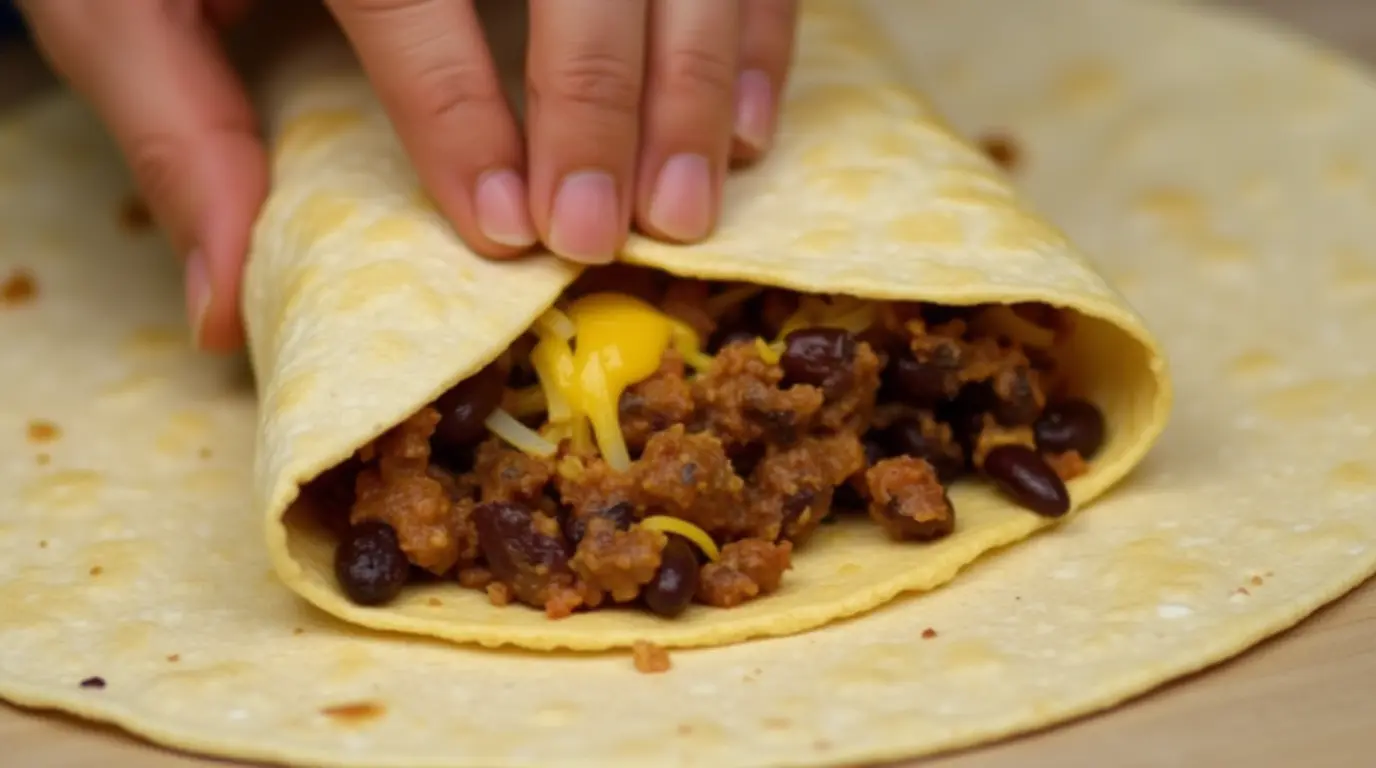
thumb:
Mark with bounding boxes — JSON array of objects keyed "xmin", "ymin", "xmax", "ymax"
[{"xmin": 22, "ymin": 0, "xmax": 267, "ymax": 352}]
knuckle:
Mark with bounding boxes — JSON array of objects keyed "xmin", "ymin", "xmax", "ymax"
[
  {"xmin": 409, "ymin": 58, "xmax": 506, "ymax": 123},
  {"xmin": 532, "ymin": 51, "xmax": 641, "ymax": 118},
  {"xmin": 662, "ymin": 43, "xmax": 735, "ymax": 100}
]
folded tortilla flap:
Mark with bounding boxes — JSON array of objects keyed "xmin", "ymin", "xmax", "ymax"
[
  {"xmin": 250, "ymin": 0, "xmax": 1170, "ymax": 650},
  {"xmin": 244, "ymin": 36, "xmax": 581, "ymax": 584}
]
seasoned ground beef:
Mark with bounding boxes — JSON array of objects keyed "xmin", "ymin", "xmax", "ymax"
[
  {"xmin": 635, "ymin": 426, "xmax": 745, "ymax": 536},
  {"xmin": 816, "ymin": 341, "xmax": 882, "ymax": 433},
  {"xmin": 350, "ymin": 408, "xmax": 461, "ymax": 574},
  {"xmin": 570, "ymin": 517, "xmax": 667, "ymax": 603},
  {"xmin": 697, "ymin": 539, "xmax": 793, "ymax": 608},
  {"xmin": 692, "ymin": 341, "xmax": 824, "ymax": 448},
  {"xmin": 474, "ymin": 438, "xmax": 554, "ymax": 503},
  {"xmin": 865, "ymin": 457, "xmax": 954, "ymax": 541},
  {"xmin": 619, "ymin": 350, "xmax": 695, "ymax": 453},
  {"xmin": 661, "ymin": 279, "xmax": 717, "ymax": 340},
  {"xmin": 1045, "ymin": 450, "xmax": 1089, "ymax": 480},
  {"xmin": 747, "ymin": 432, "xmax": 867, "ymax": 544}
]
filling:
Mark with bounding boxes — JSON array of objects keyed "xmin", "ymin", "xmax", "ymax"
[{"xmin": 308, "ymin": 266, "xmax": 1107, "ymax": 619}]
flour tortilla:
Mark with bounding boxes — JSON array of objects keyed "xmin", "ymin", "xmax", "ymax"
[
  {"xmin": 254, "ymin": 0, "xmax": 1169, "ymax": 651},
  {"xmin": 2, "ymin": 0, "xmax": 1376, "ymax": 766}
]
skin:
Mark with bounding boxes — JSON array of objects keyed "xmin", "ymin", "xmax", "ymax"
[{"xmin": 17, "ymin": 0, "xmax": 798, "ymax": 352}]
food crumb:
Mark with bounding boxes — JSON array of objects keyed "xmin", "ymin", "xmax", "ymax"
[
  {"xmin": 486, "ymin": 582, "xmax": 513, "ymax": 606},
  {"xmin": 26, "ymin": 420, "xmax": 60, "ymax": 443},
  {"xmin": 166, "ymin": 654, "xmax": 180, "ymax": 663},
  {"xmin": 79, "ymin": 677, "xmax": 106, "ymax": 689},
  {"xmin": 119, "ymin": 194, "xmax": 153, "ymax": 232},
  {"xmin": 921, "ymin": 628, "xmax": 938, "ymax": 639},
  {"xmin": 426, "ymin": 597, "xmax": 443, "ymax": 607},
  {"xmin": 632, "ymin": 640, "xmax": 672, "ymax": 674},
  {"xmin": 1251, "ymin": 575, "xmax": 1264, "ymax": 586},
  {"xmin": 36, "ymin": 453, "xmax": 50, "ymax": 466},
  {"xmin": 88, "ymin": 565, "xmax": 103, "ymax": 577},
  {"xmin": 1234, "ymin": 587, "xmax": 1250, "ymax": 597},
  {"xmin": 320, "ymin": 701, "xmax": 386, "ymax": 724},
  {"xmin": 0, "ymin": 269, "xmax": 36, "ymax": 306},
  {"xmin": 978, "ymin": 131, "xmax": 1021, "ymax": 171}
]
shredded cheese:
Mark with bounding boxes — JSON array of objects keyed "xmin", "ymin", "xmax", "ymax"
[
  {"xmin": 484, "ymin": 408, "xmax": 557, "ymax": 457},
  {"xmin": 639, "ymin": 516, "xmax": 721, "ymax": 562},
  {"xmin": 502, "ymin": 386, "xmax": 547, "ymax": 419}
]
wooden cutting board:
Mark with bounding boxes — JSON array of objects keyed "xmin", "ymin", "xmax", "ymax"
[{"xmin": 5, "ymin": 1, "xmax": 1376, "ymax": 765}]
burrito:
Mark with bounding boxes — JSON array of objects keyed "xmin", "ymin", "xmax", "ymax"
[{"xmin": 250, "ymin": 0, "xmax": 1169, "ymax": 649}]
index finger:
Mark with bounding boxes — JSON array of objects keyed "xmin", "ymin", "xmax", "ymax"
[{"xmin": 325, "ymin": 0, "xmax": 536, "ymax": 255}]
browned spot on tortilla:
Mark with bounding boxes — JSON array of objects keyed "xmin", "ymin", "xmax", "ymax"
[
  {"xmin": 198, "ymin": 447, "xmax": 213, "ymax": 460},
  {"xmin": 36, "ymin": 453, "xmax": 50, "ymax": 466},
  {"xmin": 166, "ymin": 654, "xmax": 180, "ymax": 662},
  {"xmin": 293, "ymin": 628, "xmax": 305, "ymax": 636},
  {"xmin": 1251, "ymin": 575, "xmax": 1264, "ymax": 586},
  {"xmin": 27, "ymin": 420, "xmax": 60, "ymax": 443},
  {"xmin": 1, "ymin": 269, "xmax": 36, "ymax": 306},
  {"xmin": 119, "ymin": 195, "xmax": 154, "ymax": 232},
  {"xmin": 321, "ymin": 701, "xmax": 386, "ymax": 724},
  {"xmin": 762, "ymin": 717, "xmax": 792, "ymax": 730},
  {"xmin": 426, "ymin": 597, "xmax": 443, "ymax": 607},
  {"xmin": 38, "ymin": 540, "xmax": 47, "ymax": 549},
  {"xmin": 922, "ymin": 627, "xmax": 938, "ymax": 639},
  {"xmin": 632, "ymin": 640, "xmax": 671, "ymax": 674},
  {"xmin": 813, "ymin": 739, "xmax": 833, "ymax": 751},
  {"xmin": 978, "ymin": 132, "xmax": 1020, "ymax": 171},
  {"xmin": 1234, "ymin": 587, "xmax": 1250, "ymax": 596},
  {"xmin": 88, "ymin": 565, "xmax": 103, "ymax": 577},
  {"xmin": 677, "ymin": 724, "xmax": 694, "ymax": 736}
]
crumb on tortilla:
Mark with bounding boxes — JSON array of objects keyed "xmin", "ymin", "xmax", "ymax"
[
  {"xmin": 978, "ymin": 131, "xmax": 1020, "ymax": 171},
  {"xmin": 26, "ymin": 420, "xmax": 59, "ymax": 443},
  {"xmin": 166, "ymin": 654, "xmax": 180, "ymax": 662},
  {"xmin": 88, "ymin": 565, "xmax": 103, "ymax": 577},
  {"xmin": 632, "ymin": 640, "xmax": 671, "ymax": 674},
  {"xmin": 921, "ymin": 627, "xmax": 938, "ymax": 639},
  {"xmin": 320, "ymin": 701, "xmax": 386, "ymax": 724},
  {"xmin": 1, "ymin": 269, "xmax": 36, "ymax": 306},
  {"xmin": 79, "ymin": 676, "xmax": 106, "ymax": 689}
]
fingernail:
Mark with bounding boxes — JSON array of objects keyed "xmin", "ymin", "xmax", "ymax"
[
  {"xmin": 184, "ymin": 249, "xmax": 211, "ymax": 349},
  {"xmin": 475, "ymin": 169, "xmax": 537, "ymax": 248},
  {"xmin": 549, "ymin": 171, "xmax": 619, "ymax": 264},
  {"xmin": 648, "ymin": 153, "xmax": 713, "ymax": 241},
  {"xmin": 734, "ymin": 69, "xmax": 776, "ymax": 153}
]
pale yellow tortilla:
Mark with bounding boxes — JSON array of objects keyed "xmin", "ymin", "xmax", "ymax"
[
  {"xmin": 254, "ymin": 0, "xmax": 1169, "ymax": 651},
  {"xmin": 1, "ymin": 0, "xmax": 1375, "ymax": 766}
]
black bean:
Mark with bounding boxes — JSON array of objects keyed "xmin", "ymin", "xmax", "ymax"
[
  {"xmin": 563, "ymin": 501, "xmax": 635, "ymax": 545},
  {"xmin": 473, "ymin": 501, "xmax": 572, "ymax": 606},
  {"xmin": 780, "ymin": 328, "xmax": 857, "ymax": 396},
  {"xmin": 993, "ymin": 368, "xmax": 1041, "ymax": 426},
  {"xmin": 938, "ymin": 383, "xmax": 994, "ymax": 462},
  {"xmin": 862, "ymin": 438, "xmax": 886, "ymax": 467},
  {"xmin": 891, "ymin": 353, "xmax": 951, "ymax": 406},
  {"xmin": 643, "ymin": 536, "xmax": 700, "ymax": 618},
  {"xmin": 982, "ymin": 445, "xmax": 1070, "ymax": 517},
  {"xmin": 334, "ymin": 521, "xmax": 410, "ymax": 606},
  {"xmin": 881, "ymin": 417, "xmax": 964, "ymax": 483},
  {"xmin": 1035, "ymin": 399, "xmax": 1106, "ymax": 458},
  {"xmin": 433, "ymin": 360, "xmax": 508, "ymax": 449},
  {"xmin": 729, "ymin": 442, "xmax": 766, "ymax": 478}
]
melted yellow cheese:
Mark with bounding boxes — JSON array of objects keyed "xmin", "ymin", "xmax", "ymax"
[{"xmin": 529, "ymin": 293, "xmax": 708, "ymax": 471}]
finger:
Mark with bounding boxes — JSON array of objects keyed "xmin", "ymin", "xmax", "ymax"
[
  {"xmin": 21, "ymin": 0, "xmax": 267, "ymax": 353},
  {"xmin": 526, "ymin": 0, "xmax": 648, "ymax": 264},
  {"xmin": 632, "ymin": 0, "xmax": 737, "ymax": 243},
  {"xmin": 732, "ymin": 0, "xmax": 797, "ymax": 162},
  {"xmin": 326, "ymin": 0, "xmax": 535, "ymax": 256}
]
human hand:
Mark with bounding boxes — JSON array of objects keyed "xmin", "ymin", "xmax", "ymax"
[{"xmin": 19, "ymin": 0, "xmax": 798, "ymax": 352}]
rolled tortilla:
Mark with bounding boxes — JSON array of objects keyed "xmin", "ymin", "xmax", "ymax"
[{"xmin": 249, "ymin": 0, "xmax": 1170, "ymax": 650}]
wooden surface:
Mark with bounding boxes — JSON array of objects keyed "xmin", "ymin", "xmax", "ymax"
[{"xmin": 5, "ymin": 1, "xmax": 1376, "ymax": 766}]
